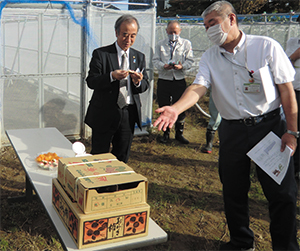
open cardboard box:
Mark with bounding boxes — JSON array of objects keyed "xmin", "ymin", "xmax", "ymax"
[
  {"xmin": 52, "ymin": 178, "xmax": 150, "ymax": 249},
  {"xmin": 57, "ymin": 153, "xmax": 148, "ymax": 214}
]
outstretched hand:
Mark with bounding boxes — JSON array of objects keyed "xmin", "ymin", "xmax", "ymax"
[{"xmin": 153, "ymin": 106, "xmax": 179, "ymax": 131}]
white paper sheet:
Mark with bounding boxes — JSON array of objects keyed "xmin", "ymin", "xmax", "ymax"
[{"xmin": 246, "ymin": 131, "xmax": 293, "ymax": 185}]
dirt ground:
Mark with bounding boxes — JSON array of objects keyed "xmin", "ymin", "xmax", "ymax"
[
  {"xmin": 1, "ymin": 109, "xmax": 299, "ymax": 250},
  {"xmin": 0, "ymin": 80, "xmax": 300, "ymax": 250}
]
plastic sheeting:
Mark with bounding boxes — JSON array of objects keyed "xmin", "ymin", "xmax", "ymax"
[
  {"xmin": 156, "ymin": 21, "xmax": 300, "ymax": 76},
  {"xmin": 1, "ymin": 6, "xmax": 300, "ymax": 146},
  {"xmin": 0, "ymin": 3, "xmax": 156, "ymax": 145},
  {"xmin": 85, "ymin": 7, "xmax": 156, "ymax": 137},
  {"xmin": 1, "ymin": 6, "xmax": 84, "ymax": 146}
]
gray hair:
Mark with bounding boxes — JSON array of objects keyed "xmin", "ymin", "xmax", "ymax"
[
  {"xmin": 114, "ymin": 14, "xmax": 140, "ymax": 34},
  {"xmin": 167, "ymin": 20, "xmax": 181, "ymax": 28},
  {"xmin": 202, "ymin": 1, "xmax": 237, "ymax": 23}
]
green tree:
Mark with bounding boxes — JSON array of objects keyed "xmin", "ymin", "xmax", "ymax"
[
  {"xmin": 233, "ymin": 0, "xmax": 268, "ymax": 14},
  {"xmin": 159, "ymin": 0, "xmax": 212, "ymax": 17},
  {"xmin": 259, "ymin": 0, "xmax": 300, "ymax": 13},
  {"xmin": 159, "ymin": 0, "xmax": 300, "ymax": 17}
]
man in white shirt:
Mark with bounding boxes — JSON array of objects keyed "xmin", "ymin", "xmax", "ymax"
[
  {"xmin": 153, "ymin": 20, "xmax": 194, "ymax": 144},
  {"xmin": 154, "ymin": 1, "xmax": 299, "ymax": 250},
  {"xmin": 285, "ymin": 22, "xmax": 300, "ymax": 180}
]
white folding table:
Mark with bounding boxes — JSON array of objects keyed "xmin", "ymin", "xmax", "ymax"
[{"xmin": 6, "ymin": 127, "xmax": 167, "ymax": 251}]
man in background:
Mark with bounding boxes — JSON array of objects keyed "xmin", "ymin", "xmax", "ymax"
[
  {"xmin": 153, "ymin": 20, "xmax": 194, "ymax": 144},
  {"xmin": 201, "ymin": 91, "xmax": 221, "ymax": 154},
  {"xmin": 85, "ymin": 14, "xmax": 149, "ymax": 163}
]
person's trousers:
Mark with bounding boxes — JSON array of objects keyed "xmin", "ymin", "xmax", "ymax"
[
  {"xmin": 219, "ymin": 109, "xmax": 299, "ymax": 250},
  {"xmin": 157, "ymin": 78, "xmax": 186, "ymax": 122},
  {"xmin": 207, "ymin": 91, "xmax": 222, "ymax": 131},
  {"xmin": 91, "ymin": 105, "xmax": 136, "ymax": 163}
]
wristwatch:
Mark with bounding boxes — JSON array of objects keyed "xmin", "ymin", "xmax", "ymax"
[{"xmin": 286, "ymin": 130, "xmax": 300, "ymax": 138}]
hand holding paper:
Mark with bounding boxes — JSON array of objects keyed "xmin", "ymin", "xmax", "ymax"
[{"xmin": 247, "ymin": 131, "xmax": 293, "ymax": 185}]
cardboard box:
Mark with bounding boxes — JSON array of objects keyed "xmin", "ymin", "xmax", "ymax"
[
  {"xmin": 57, "ymin": 153, "xmax": 117, "ymax": 188},
  {"xmin": 52, "ymin": 178, "xmax": 150, "ymax": 249},
  {"xmin": 57, "ymin": 153, "xmax": 148, "ymax": 214}
]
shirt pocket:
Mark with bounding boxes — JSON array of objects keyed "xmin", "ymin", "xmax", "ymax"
[
  {"xmin": 160, "ymin": 47, "xmax": 170, "ymax": 62},
  {"xmin": 173, "ymin": 46, "xmax": 185, "ymax": 63}
]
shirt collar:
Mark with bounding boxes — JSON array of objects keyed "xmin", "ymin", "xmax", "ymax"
[
  {"xmin": 235, "ymin": 31, "xmax": 246, "ymax": 51},
  {"xmin": 176, "ymin": 36, "xmax": 182, "ymax": 45},
  {"xmin": 166, "ymin": 36, "xmax": 182, "ymax": 45},
  {"xmin": 219, "ymin": 31, "xmax": 246, "ymax": 55},
  {"xmin": 115, "ymin": 41, "xmax": 130, "ymax": 57}
]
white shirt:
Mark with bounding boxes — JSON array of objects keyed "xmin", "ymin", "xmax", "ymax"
[
  {"xmin": 114, "ymin": 42, "xmax": 134, "ymax": 105},
  {"xmin": 193, "ymin": 32, "xmax": 295, "ymax": 120},
  {"xmin": 285, "ymin": 37, "xmax": 300, "ymax": 91},
  {"xmin": 153, "ymin": 37, "xmax": 194, "ymax": 80}
]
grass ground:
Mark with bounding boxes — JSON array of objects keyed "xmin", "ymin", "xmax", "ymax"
[{"xmin": 0, "ymin": 79, "xmax": 299, "ymax": 250}]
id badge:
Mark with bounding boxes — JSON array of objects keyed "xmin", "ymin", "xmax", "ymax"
[{"xmin": 243, "ymin": 83, "xmax": 260, "ymax": 93}]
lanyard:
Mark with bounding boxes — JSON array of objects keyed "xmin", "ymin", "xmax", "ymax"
[
  {"xmin": 169, "ymin": 41, "xmax": 177, "ymax": 60},
  {"xmin": 221, "ymin": 37, "xmax": 254, "ymax": 81}
]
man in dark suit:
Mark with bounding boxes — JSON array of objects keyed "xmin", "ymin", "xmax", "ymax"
[{"xmin": 85, "ymin": 14, "xmax": 149, "ymax": 163}]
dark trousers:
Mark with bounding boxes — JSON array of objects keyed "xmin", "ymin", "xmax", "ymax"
[
  {"xmin": 219, "ymin": 110, "xmax": 299, "ymax": 250},
  {"xmin": 157, "ymin": 78, "xmax": 186, "ymax": 122},
  {"xmin": 294, "ymin": 90, "xmax": 300, "ymax": 175},
  {"xmin": 91, "ymin": 105, "xmax": 136, "ymax": 163}
]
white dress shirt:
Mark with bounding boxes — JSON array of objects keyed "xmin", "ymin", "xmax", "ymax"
[
  {"xmin": 153, "ymin": 37, "xmax": 194, "ymax": 80},
  {"xmin": 193, "ymin": 31, "xmax": 295, "ymax": 120},
  {"xmin": 113, "ymin": 42, "xmax": 134, "ymax": 105},
  {"xmin": 285, "ymin": 37, "xmax": 300, "ymax": 91}
]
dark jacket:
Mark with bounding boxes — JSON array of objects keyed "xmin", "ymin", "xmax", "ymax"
[{"xmin": 84, "ymin": 43, "xmax": 149, "ymax": 132}]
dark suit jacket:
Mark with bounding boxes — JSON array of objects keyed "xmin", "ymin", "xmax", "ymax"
[{"xmin": 84, "ymin": 43, "xmax": 149, "ymax": 133}]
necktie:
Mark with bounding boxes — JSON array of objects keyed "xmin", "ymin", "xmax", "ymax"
[{"xmin": 117, "ymin": 52, "xmax": 128, "ymax": 109}]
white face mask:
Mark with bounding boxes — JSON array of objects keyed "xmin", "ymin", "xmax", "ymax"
[
  {"xmin": 207, "ymin": 18, "xmax": 231, "ymax": 46},
  {"xmin": 168, "ymin": 34, "xmax": 179, "ymax": 42}
]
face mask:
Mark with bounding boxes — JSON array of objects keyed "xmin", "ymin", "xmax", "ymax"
[
  {"xmin": 207, "ymin": 18, "xmax": 231, "ymax": 46},
  {"xmin": 168, "ymin": 34, "xmax": 179, "ymax": 42}
]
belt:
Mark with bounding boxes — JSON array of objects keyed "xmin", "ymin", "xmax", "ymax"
[{"xmin": 224, "ymin": 108, "xmax": 281, "ymax": 127}]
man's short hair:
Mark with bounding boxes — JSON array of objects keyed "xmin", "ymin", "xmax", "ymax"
[
  {"xmin": 114, "ymin": 14, "xmax": 140, "ymax": 34},
  {"xmin": 167, "ymin": 20, "xmax": 181, "ymax": 28},
  {"xmin": 202, "ymin": 0, "xmax": 238, "ymax": 25}
]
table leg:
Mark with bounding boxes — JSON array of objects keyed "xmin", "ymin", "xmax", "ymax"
[{"xmin": 8, "ymin": 174, "xmax": 37, "ymax": 203}]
